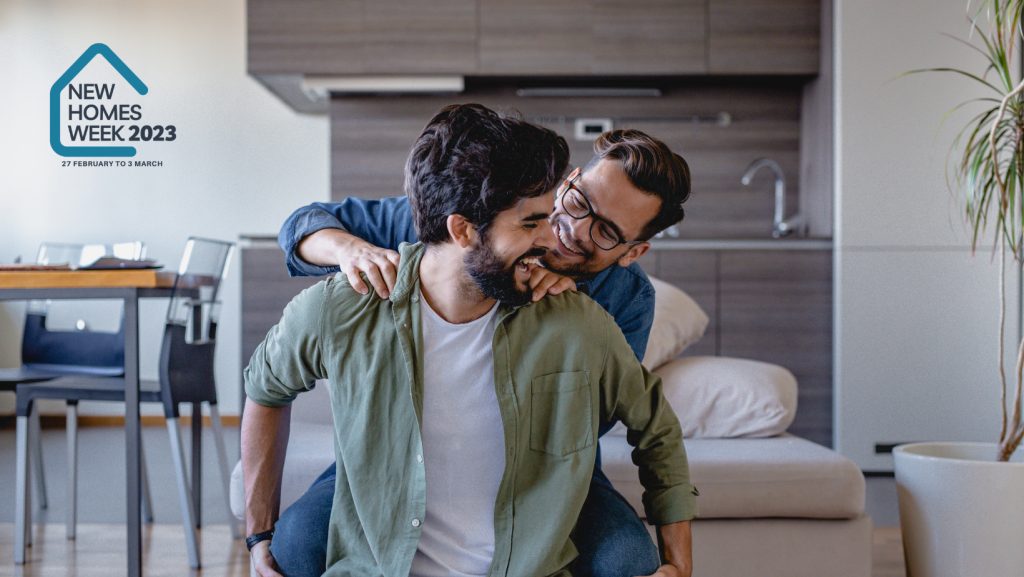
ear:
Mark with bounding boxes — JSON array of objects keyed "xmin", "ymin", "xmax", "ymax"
[
  {"xmin": 446, "ymin": 214, "xmax": 478, "ymax": 248},
  {"xmin": 616, "ymin": 241, "xmax": 650, "ymax": 268}
]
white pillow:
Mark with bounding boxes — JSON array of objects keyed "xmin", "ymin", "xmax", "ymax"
[
  {"xmin": 641, "ymin": 276, "xmax": 709, "ymax": 370},
  {"xmin": 611, "ymin": 356, "xmax": 798, "ymax": 439}
]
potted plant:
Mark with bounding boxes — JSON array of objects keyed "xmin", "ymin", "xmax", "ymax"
[{"xmin": 894, "ymin": 2, "xmax": 1024, "ymax": 576}]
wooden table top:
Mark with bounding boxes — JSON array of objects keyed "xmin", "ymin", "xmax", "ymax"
[{"xmin": 0, "ymin": 269, "xmax": 177, "ymax": 289}]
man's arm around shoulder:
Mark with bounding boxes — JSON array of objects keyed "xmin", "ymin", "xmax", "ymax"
[{"xmin": 278, "ymin": 197, "xmax": 415, "ymax": 296}]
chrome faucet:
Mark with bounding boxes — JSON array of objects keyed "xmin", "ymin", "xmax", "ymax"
[{"xmin": 741, "ymin": 158, "xmax": 804, "ymax": 238}]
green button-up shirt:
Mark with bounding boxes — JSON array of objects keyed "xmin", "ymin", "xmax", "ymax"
[{"xmin": 245, "ymin": 243, "xmax": 697, "ymax": 577}]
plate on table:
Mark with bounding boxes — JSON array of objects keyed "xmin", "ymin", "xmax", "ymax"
[{"xmin": 80, "ymin": 258, "xmax": 163, "ymax": 270}]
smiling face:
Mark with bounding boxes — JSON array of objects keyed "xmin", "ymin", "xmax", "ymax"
[
  {"xmin": 546, "ymin": 158, "xmax": 661, "ymax": 277},
  {"xmin": 463, "ymin": 191, "xmax": 557, "ymax": 305}
]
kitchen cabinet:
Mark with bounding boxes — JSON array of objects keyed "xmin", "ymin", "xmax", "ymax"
[
  {"xmin": 247, "ymin": 0, "xmax": 478, "ymax": 75},
  {"xmin": 248, "ymin": 0, "xmax": 820, "ymax": 80},
  {"xmin": 708, "ymin": 0, "xmax": 820, "ymax": 74},
  {"xmin": 641, "ymin": 247, "xmax": 832, "ymax": 446},
  {"xmin": 652, "ymin": 251, "xmax": 718, "ymax": 357},
  {"xmin": 479, "ymin": 0, "xmax": 706, "ymax": 74},
  {"xmin": 718, "ymin": 250, "xmax": 832, "ymax": 446}
]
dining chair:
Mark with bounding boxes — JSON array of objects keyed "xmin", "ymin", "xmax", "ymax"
[
  {"xmin": 0, "ymin": 242, "xmax": 153, "ymax": 529},
  {"xmin": 13, "ymin": 237, "xmax": 238, "ymax": 570}
]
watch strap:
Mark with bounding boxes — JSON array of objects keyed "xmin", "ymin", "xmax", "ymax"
[{"xmin": 245, "ymin": 529, "xmax": 275, "ymax": 551}]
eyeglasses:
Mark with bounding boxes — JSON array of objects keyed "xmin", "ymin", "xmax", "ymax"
[{"xmin": 557, "ymin": 167, "xmax": 642, "ymax": 251}]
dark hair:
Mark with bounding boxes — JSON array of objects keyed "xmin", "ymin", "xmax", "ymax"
[
  {"xmin": 585, "ymin": 129, "xmax": 692, "ymax": 240},
  {"xmin": 404, "ymin": 103, "xmax": 570, "ymax": 244}
]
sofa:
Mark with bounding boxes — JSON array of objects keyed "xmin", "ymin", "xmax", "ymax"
[{"xmin": 231, "ymin": 277, "xmax": 872, "ymax": 576}]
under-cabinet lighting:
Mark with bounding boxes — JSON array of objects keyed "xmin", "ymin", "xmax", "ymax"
[
  {"xmin": 301, "ymin": 76, "xmax": 465, "ymax": 100},
  {"xmin": 515, "ymin": 87, "xmax": 662, "ymax": 98}
]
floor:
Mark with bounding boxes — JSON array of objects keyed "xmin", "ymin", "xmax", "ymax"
[{"xmin": 0, "ymin": 426, "xmax": 908, "ymax": 576}]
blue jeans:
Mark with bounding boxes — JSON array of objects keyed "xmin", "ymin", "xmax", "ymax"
[{"xmin": 271, "ymin": 463, "xmax": 659, "ymax": 577}]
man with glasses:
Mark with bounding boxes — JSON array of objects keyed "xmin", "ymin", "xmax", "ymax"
[{"xmin": 273, "ymin": 127, "xmax": 693, "ymax": 577}]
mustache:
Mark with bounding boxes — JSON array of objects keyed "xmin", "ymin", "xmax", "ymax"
[{"xmin": 520, "ymin": 247, "xmax": 547, "ymax": 259}]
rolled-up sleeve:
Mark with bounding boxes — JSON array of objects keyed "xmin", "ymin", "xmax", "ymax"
[
  {"xmin": 277, "ymin": 197, "xmax": 418, "ymax": 278},
  {"xmin": 600, "ymin": 318, "xmax": 698, "ymax": 524},
  {"xmin": 244, "ymin": 281, "xmax": 328, "ymax": 407}
]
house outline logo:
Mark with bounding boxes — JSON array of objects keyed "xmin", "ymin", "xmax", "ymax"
[{"xmin": 50, "ymin": 43, "xmax": 148, "ymax": 158}]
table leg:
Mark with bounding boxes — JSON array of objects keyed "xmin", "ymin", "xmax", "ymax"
[{"xmin": 124, "ymin": 292, "xmax": 142, "ymax": 577}]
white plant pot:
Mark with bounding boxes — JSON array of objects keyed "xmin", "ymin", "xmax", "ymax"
[{"xmin": 894, "ymin": 442, "xmax": 1024, "ymax": 577}]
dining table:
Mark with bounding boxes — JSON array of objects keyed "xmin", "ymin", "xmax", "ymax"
[{"xmin": 0, "ymin": 267, "xmax": 177, "ymax": 577}]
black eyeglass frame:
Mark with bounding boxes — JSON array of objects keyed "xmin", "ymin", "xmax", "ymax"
[{"xmin": 556, "ymin": 167, "xmax": 644, "ymax": 251}]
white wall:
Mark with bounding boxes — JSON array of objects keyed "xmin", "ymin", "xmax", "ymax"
[
  {"xmin": 0, "ymin": 0, "xmax": 329, "ymax": 416},
  {"xmin": 835, "ymin": 0, "xmax": 1019, "ymax": 469}
]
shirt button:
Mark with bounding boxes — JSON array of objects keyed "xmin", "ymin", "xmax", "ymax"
[
  {"xmin": 416, "ymin": 454, "xmax": 423, "ymax": 463},
  {"xmin": 411, "ymin": 518, "xmax": 421, "ymax": 528}
]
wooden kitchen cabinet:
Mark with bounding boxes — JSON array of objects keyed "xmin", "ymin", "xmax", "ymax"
[
  {"xmin": 248, "ymin": 0, "xmax": 478, "ymax": 75},
  {"xmin": 591, "ymin": 0, "xmax": 707, "ymax": 74},
  {"xmin": 718, "ymin": 250, "xmax": 832, "ymax": 446},
  {"xmin": 249, "ymin": 0, "xmax": 821, "ymax": 79},
  {"xmin": 708, "ymin": 0, "xmax": 820, "ymax": 74},
  {"xmin": 652, "ymin": 250, "xmax": 718, "ymax": 357},
  {"xmin": 479, "ymin": 0, "xmax": 706, "ymax": 75},
  {"xmin": 642, "ymin": 248, "xmax": 832, "ymax": 446},
  {"xmin": 478, "ymin": 0, "xmax": 592, "ymax": 74}
]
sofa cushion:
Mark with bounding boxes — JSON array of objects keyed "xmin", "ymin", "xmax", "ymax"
[
  {"xmin": 642, "ymin": 277, "xmax": 709, "ymax": 370},
  {"xmin": 600, "ymin": 434, "xmax": 865, "ymax": 520},
  {"xmin": 611, "ymin": 356, "xmax": 798, "ymax": 439}
]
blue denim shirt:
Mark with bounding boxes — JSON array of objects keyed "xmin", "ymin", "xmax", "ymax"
[{"xmin": 279, "ymin": 197, "xmax": 656, "ymax": 364}]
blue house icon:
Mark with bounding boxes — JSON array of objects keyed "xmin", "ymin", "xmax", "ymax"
[{"xmin": 50, "ymin": 43, "xmax": 148, "ymax": 157}]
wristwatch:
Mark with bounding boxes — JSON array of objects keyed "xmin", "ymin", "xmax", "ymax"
[{"xmin": 246, "ymin": 529, "xmax": 275, "ymax": 552}]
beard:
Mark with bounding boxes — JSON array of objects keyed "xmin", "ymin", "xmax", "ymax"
[{"xmin": 463, "ymin": 234, "xmax": 541, "ymax": 307}]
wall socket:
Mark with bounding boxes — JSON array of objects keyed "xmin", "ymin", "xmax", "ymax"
[{"xmin": 574, "ymin": 118, "xmax": 613, "ymax": 141}]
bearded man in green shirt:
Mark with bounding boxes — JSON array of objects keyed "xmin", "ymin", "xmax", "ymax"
[{"xmin": 242, "ymin": 103, "xmax": 698, "ymax": 577}]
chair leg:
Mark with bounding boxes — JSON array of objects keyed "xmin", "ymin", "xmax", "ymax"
[
  {"xmin": 209, "ymin": 403, "xmax": 241, "ymax": 539},
  {"xmin": 166, "ymin": 417, "xmax": 201, "ymax": 569},
  {"xmin": 29, "ymin": 409, "xmax": 47, "ymax": 510},
  {"xmin": 66, "ymin": 402, "xmax": 78, "ymax": 540},
  {"xmin": 24, "ymin": 424, "xmax": 32, "ymax": 550},
  {"xmin": 139, "ymin": 439, "xmax": 155, "ymax": 524},
  {"xmin": 191, "ymin": 402, "xmax": 202, "ymax": 529},
  {"xmin": 15, "ymin": 415, "xmax": 30, "ymax": 564}
]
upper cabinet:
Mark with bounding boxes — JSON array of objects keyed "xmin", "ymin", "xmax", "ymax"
[
  {"xmin": 708, "ymin": 0, "xmax": 820, "ymax": 74},
  {"xmin": 247, "ymin": 0, "xmax": 821, "ymax": 108},
  {"xmin": 479, "ymin": 0, "xmax": 707, "ymax": 75},
  {"xmin": 248, "ymin": 0, "xmax": 478, "ymax": 75}
]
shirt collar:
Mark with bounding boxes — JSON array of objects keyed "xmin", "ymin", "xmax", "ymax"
[{"xmin": 390, "ymin": 242, "xmax": 428, "ymax": 305}]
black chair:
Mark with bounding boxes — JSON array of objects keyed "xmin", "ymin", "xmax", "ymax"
[
  {"xmin": 0, "ymin": 242, "xmax": 151, "ymax": 528},
  {"xmin": 13, "ymin": 237, "xmax": 238, "ymax": 569}
]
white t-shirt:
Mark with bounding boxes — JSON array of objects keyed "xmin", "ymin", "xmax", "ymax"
[{"xmin": 410, "ymin": 292, "xmax": 506, "ymax": 577}]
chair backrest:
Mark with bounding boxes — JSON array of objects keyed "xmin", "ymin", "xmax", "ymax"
[
  {"xmin": 157, "ymin": 237, "xmax": 234, "ymax": 416},
  {"xmin": 22, "ymin": 241, "xmax": 146, "ymax": 376},
  {"xmin": 165, "ymin": 237, "xmax": 233, "ymax": 341}
]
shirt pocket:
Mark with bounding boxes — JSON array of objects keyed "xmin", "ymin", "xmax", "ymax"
[{"xmin": 529, "ymin": 371, "xmax": 593, "ymax": 457}]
